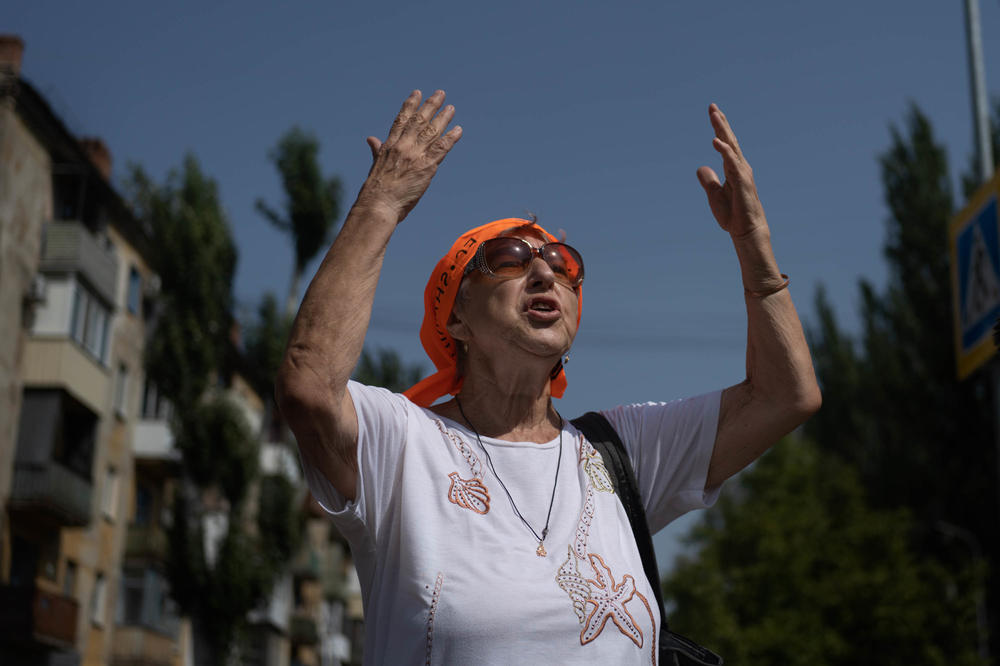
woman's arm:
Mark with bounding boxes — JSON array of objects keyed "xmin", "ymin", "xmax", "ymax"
[
  {"xmin": 275, "ymin": 90, "xmax": 461, "ymax": 501},
  {"xmin": 695, "ymin": 104, "xmax": 822, "ymax": 489}
]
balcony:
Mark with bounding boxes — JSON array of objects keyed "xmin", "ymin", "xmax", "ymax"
[
  {"xmin": 0, "ymin": 584, "xmax": 79, "ymax": 649},
  {"xmin": 124, "ymin": 525, "xmax": 169, "ymax": 563},
  {"xmin": 8, "ymin": 462, "xmax": 92, "ymax": 527},
  {"xmin": 39, "ymin": 220, "xmax": 118, "ymax": 305},
  {"xmin": 110, "ymin": 626, "xmax": 176, "ymax": 666},
  {"xmin": 133, "ymin": 420, "xmax": 180, "ymax": 463}
]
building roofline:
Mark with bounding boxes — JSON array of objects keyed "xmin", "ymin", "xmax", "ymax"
[{"xmin": 7, "ymin": 74, "xmax": 154, "ymax": 262}]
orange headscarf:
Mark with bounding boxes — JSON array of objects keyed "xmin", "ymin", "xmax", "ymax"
[{"xmin": 403, "ymin": 218, "xmax": 583, "ymax": 407}]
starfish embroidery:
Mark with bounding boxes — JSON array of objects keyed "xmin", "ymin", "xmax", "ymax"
[{"xmin": 580, "ymin": 553, "xmax": 643, "ymax": 647}]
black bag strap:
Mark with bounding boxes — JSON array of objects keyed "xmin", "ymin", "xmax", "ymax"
[
  {"xmin": 571, "ymin": 411, "xmax": 724, "ymax": 666},
  {"xmin": 570, "ymin": 411, "xmax": 668, "ymax": 628}
]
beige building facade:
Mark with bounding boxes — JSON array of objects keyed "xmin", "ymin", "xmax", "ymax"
[
  {"xmin": 0, "ymin": 36, "xmax": 180, "ymax": 666},
  {"xmin": 0, "ymin": 35, "xmax": 363, "ymax": 666}
]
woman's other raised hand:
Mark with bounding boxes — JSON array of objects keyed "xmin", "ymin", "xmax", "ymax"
[{"xmin": 696, "ymin": 103, "xmax": 767, "ymax": 240}]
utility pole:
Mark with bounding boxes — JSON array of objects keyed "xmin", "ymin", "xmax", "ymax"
[{"xmin": 964, "ymin": 0, "xmax": 993, "ymax": 182}]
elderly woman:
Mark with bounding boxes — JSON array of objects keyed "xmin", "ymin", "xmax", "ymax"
[{"xmin": 277, "ymin": 90, "xmax": 820, "ymax": 664}]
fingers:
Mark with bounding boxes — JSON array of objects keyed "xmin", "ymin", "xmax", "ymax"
[
  {"xmin": 366, "ymin": 136, "xmax": 382, "ymax": 161},
  {"xmin": 385, "ymin": 90, "xmax": 422, "ymax": 146},
  {"xmin": 427, "ymin": 125, "xmax": 463, "ymax": 162},
  {"xmin": 424, "ymin": 103, "xmax": 456, "ymax": 143},
  {"xmin": 696, "ymin": 165, "xmax": 721, "ymax": 192},
  {"xmin": 708, "ymin": 103, "xmax": 744, "ymax": 161},
  {"xmin": 384, "ymin": 90, "xmax": 455, "ymax": 150},
  {"xmin": 414, "ymin": 90, "xmax": 446, "ymax": 127},
  {"xmin": 712, "ymin": 136, "xmax": 741, "ymax": 173}
]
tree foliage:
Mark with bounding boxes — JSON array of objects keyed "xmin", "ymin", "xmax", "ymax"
[
  {"xmin": 127, "ymin": 156, "xmax": 237, "ymax": 410},
  {"xmin": 354, "ymin": 347, "xmax": 424, "ymax": 393},
  {"xmin": 127, "ymin": 156, "xmax": 296, "ymax": 663},
  {"xmin": 174, "ymin": 394, "xmax": 258, "ymax": 505},
  {"xmin": 243, "ymin": 291, "xmax": 292, "ymax": 400},
  {"xmin": 664, "ymin": 439, "xmax": 984, "ymax": 665},
  {"xmin": 804, "ymin": 104, "xmax": 997, "ymax": 645},
  {"xmin": 255, "ymin": 126, "xmax": 343, "ymax": 317}
]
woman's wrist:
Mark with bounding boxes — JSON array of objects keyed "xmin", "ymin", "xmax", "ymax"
[{"xmin": 353, "ymin": 183, "xmax": 405, "ymax": 224}]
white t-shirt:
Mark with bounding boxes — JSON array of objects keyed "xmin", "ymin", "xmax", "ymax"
[{"xmin": 303, "ymin": 381, "xmax": 722, "ymax": 665}]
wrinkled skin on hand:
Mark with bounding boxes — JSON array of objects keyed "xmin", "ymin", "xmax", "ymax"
[{"xmin": 358, "ymin": 89, "xmax": 463, "ymax": 223}]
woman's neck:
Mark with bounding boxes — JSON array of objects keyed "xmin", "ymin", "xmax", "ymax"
[{"xmin": 432, "ymin": 361, "xmax": 562, "ymax": 442}]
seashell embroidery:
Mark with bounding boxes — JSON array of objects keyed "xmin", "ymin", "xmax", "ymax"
[
  {"xmin": 556, "ymin": 546, "xmax": 592, "ymax": 624},
  {"xmin": 447, "ymin": 472, "xmax": 490, "ymax": 514},
  {"xmin": 584, "ymin": 455, "xmax": 615, "ymax": 494},
  {"xmin": 578, "ymin": 434, "xmax": 614, "ymax": 493}
]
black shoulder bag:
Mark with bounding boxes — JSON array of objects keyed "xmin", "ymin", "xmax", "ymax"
[{"xmin": 571, "ymin": 411, "xmax": 724, "ymax": 666}]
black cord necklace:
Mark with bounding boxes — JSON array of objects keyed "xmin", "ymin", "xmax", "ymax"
[{"xmin": 455, "ymin": 397, "xmax": 563, "ymax": 557}]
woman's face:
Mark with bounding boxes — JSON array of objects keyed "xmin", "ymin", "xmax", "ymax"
[{"xmin": 448, "ymin": 231, "xmax": 579, "ymax": 369}]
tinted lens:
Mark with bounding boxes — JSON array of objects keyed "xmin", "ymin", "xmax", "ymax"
[
  {"xmin": 542, "ymin": 243, "xmax": 584, "ymax": 287},
  {"xmin": 477, "ymin": 238, "xmax": 584, "ymax": 287},
  {"xmin": 482, "ymin": 238, "xmax": 533, "ymax": 276}
]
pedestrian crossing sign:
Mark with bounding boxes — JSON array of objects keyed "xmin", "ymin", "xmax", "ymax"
[{"xmin": 951, "ymin": 172, "xmax": 1000, "ymax": 379}]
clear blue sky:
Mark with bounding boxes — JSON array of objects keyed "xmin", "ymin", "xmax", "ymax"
[{"xmin": 11, "ymin": 0, "xmax": 1000, "ymax": 570}]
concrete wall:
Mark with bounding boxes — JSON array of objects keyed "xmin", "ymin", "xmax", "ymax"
[
  {"xmin": 62, "ymin": 223, "xmax": 155, "ymax": 666},
  {"xmin": 0, "ymin": 99, "xmax": 51, "ymax": 575}
]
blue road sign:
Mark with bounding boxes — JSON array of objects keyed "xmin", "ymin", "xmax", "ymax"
[{"xmin": 951, "ymin": 176, "xmax": 1000, "ymax": 379}]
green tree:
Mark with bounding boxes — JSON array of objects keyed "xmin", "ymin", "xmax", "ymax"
[
  {"xmin": 664, "ymin": 439, "xmax": 984, "ymax": 665},
  {"xmin": 354, "ymin": 347, "xmax": 425, "ymax": 393},
  {"xmin": 128, "ymin": 157, "xmax": 295, "ymax": 664},
  {"xmin": 255, "ymin": 127, "xmax": 343, "ymax": 318},
  {"xmin": 805, "ymin": 105, "xmax": 997, "ymax": 648},
  {"xmin": 243, "ymin": 291, "xmax": 292, "ymax": 400},
  {"xmin": 128, "ymin": 156, "xmax": 236, "ymax": 406}
]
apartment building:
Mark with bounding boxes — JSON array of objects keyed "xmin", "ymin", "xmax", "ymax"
[
  {"xmin": 0, "ymin": 35, "xmax": 362, "ymax": 666},
  {"xmin": 0, "ymin": 36, "xmax": 174, "ymax": 666}
]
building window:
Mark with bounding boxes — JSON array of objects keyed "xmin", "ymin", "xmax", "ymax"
[
  {"xmin": 63, "ymin": 560, "xmax": 78, "ymax": 597},
  {"xmin": 120, "ymin": 569, "xmax": 144, "ymax": 626},
  {"xmin": 90, "ymin": 572, "xmax": 107, "ymax": 626},
  {"xmin": 141, "ymin": 378, "xmax": 172, "ymax": 421},
  {"xmin": 39, "ymin": 532, "xmax": 59, "ymax": 581},
  {"xmin": 49, "ymin": 390, "xmax": 98, "ymax": 481},
  {"xmin": 120, "ymin": 567, "xmax": 175, "ymax": 632},
  {"xmin": 101, "ymin": 466, "xmax": 119, "ymax": 521},
  {"xmin": 127, "ymin": 266, "xmax": 141, "ymax": 315},
  {"xmin": 135, "ymin": 482, "xmax": 153, "ymax": 526},
  {"xmin": 114, "ymin": 363, "xmax": 129, "ymax": 418},
  {"xmin": 70, "ymin": 281, "xmax": 110, "ymax": 364}
]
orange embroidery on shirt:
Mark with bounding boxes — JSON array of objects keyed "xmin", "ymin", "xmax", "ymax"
[
  {"xmin": 436, "ymin": 420, "xmax": 484, "ymax": 477},
  {"xmin": 447, "ymin": 472, "xmax": 490, "ymax": 514},
  {"xmin": 556, "ymin": 546, "xmax": 591, "ymax": 624},
  {"xmin": 425, "ymin": 572, "xmax": 445, "ymax": 665},
  {"xmin": 580, "ymin": 553, "xmax": 643, "ymax": 648},
  {"xmin": 436, "ymin": 421, "xmax": 491, "ymax": 515},
  {"xmin": 577, "ymin": 434, "xmax": 614, "ymax": 493},
  {"xmin": 574, "ymin": 486, "xmax": 595, "ymax": 560},
  {"xmin": 635, "ymin": 589, "xmax": 657, "ymax": 665}
]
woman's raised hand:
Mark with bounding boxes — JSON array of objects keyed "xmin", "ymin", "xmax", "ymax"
[
  {"xmin": 359, "ymin": 89, "xmax": 462, "ymax": 223},
  {"xmin": 696, "ymin": 104, "xmax": 767, "ymax": 240}
]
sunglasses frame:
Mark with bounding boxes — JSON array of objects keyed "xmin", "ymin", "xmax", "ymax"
[{"xmin": 464, "ymin": 237, "xmax": 585, "ymax": 289}]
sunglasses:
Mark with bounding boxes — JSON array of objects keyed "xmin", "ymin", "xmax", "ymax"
[{"xmin": 464, "ymin": 237, "xmax": 585, "ymax": 288}]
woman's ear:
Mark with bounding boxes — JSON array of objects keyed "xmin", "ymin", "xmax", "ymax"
[{"xmin": 446, "ymin": 308, "xmax": 470, "ymax": 343}]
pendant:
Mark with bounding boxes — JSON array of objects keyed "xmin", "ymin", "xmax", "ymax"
[{"xmin": 536, "ymin": 541, "xmax": 547, "ymax": 557}]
